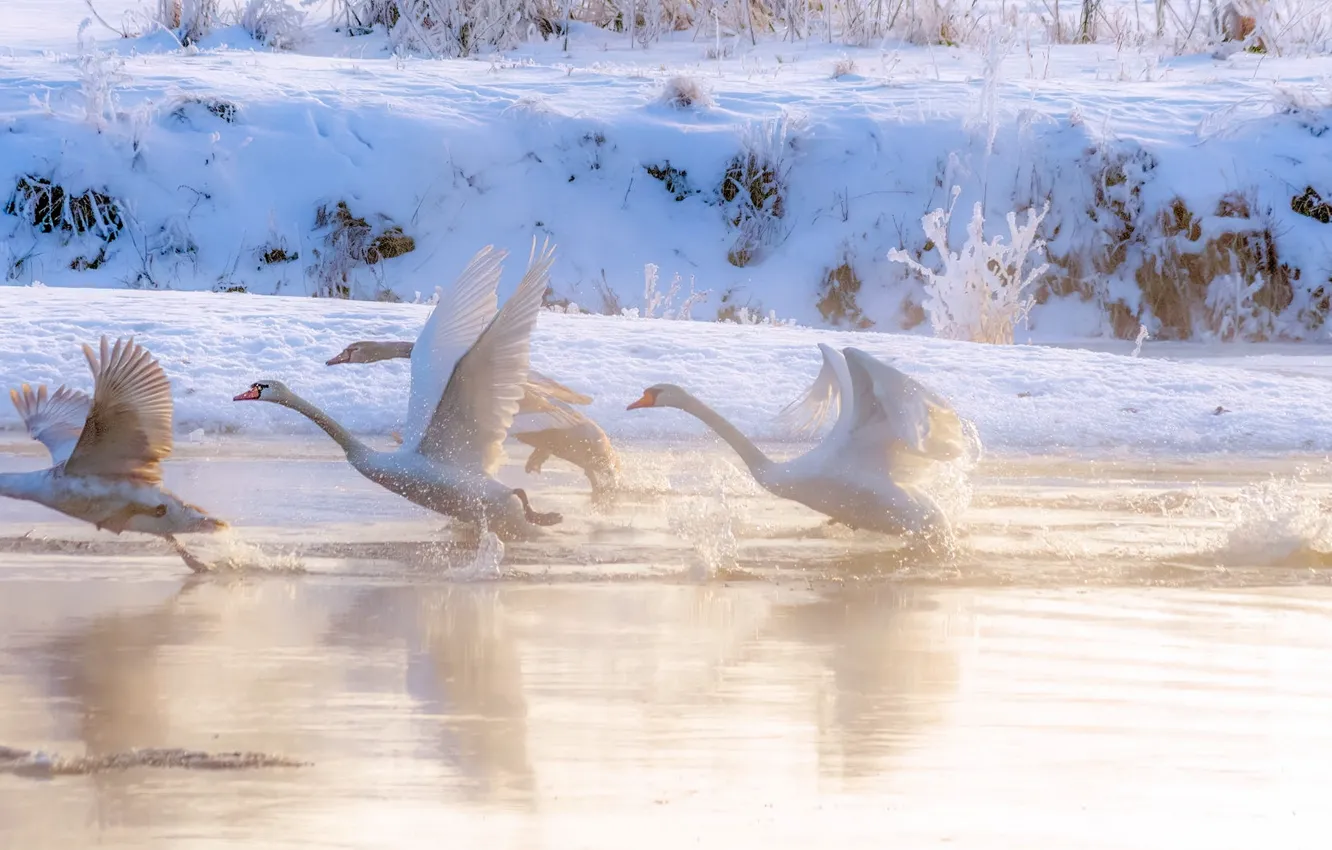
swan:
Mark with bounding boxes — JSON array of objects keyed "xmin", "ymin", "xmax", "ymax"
[
  {"xmin": 1, "ymin": 337, "xmax": 227, "ymax": 572},
  {"xmin": 627, "ymin": 345, "xmax": 969, "ymax": 544},
  {"xmin": 233, "ymin": 241, "xmax": 563, "ymax": 541},
  {"xmin": 325, "ymin": 340, "xmax": 621, "ymax": 498}
]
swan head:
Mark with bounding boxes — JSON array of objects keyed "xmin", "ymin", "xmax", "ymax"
[
  {"xmin": 233, "ymin": 379, "xmax": 295, "ymax": 404},
  {"xmin": 326, "ymin": 341, "xmax": 401, "ymax": 365},
  {"xmin": 172, "ymin": 501, "xmax": 230, "ymax": 534},
  {"xmin": 626, "ymin": 384, "xmax": 690, "ymax": 411}
]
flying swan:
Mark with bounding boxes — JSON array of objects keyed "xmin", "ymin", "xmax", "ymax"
[
  {"xmin": 627, "ymin": 345, "xmax": 971, "ymax": 543},
  {"xmin": 234, "ymin": 240, "xmax": 562, "ymax": 540},
  {"xmin": 1, "ymin": 337, "xmax": 227, "ymax": 572}
]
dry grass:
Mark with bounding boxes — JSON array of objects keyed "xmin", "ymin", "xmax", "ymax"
[
  {"xmin": 1135, "ymin": 193, "xmax": 1296, "ymax": 340},
  {"xmin": 816, "ymin": 257, "xmax": 874, "ymax": 329},
  {"xmin": 719, "ymin": 127, "xmax": 788, "ymax": 267},
  {"xmin": 308, "ymin": 200, "xmax": 416, "ymax": 297},
  {"xmin": 6, "ymin": 176, "xmax": 124, "ymax": 242}
]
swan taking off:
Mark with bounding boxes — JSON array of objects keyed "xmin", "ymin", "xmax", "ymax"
[
  {"xmin": 234, "ymin": 240, "xmax": 562, "ymax": 541},
  {"xmin": 627, "ymin": 345, "xmax": 972, "ymax": 545},
  {"xmin": 326, "ymin": 342, "xmax": 622, "ymax": 498},
  {"xmin": 1, "ymin": 337, "xmax": 227, "ymax": 572}
]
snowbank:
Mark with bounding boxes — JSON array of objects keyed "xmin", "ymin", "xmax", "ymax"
[
  {"xmin": 2, "ymin": 11, "xmax": 1332, "ymax": 340},
  {"xmin": 3, "ymin": 287, "xmax": 1332, "ymax": 456}
]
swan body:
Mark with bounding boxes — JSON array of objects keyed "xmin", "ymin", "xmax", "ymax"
[
  {"xmin": 628, "ymin": 345, "xmax": 971, "ymax": 542},
  {"xmin": 326, "ymin": 339, "xmax": 621, "ymax": 497},
  {"xmin": 1, "ymin": 339, "xmax": 227, "ymax": 571},
  {"xmin": 236, "ymin": 241, "xmax": 562, "ymax": 541}
]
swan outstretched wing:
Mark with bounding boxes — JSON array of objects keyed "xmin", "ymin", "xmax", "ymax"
[
  {"xmin": 414, "ymin": 239, "xmax": 558, "ymax": 475},
  {"xmin": 840, "ymin": 347, "xmax": 967, "ymax": 475},
  {"xmin": 9, "ymin": 384, "xmax": 91, "ymax": 465},
  {"xmin": 401, "ymin": 246, "xmax": 507, "ymax": 450},
  {"xmin": 776, "ymin": 343, "xmax": 844, "ymax": 438},
  {"xmin": 62, "ymin": 337, "xmax": 174, "ymax": 483},
  {"xmin": 525, "ymin": 370, "xmax": 592, "ymax": 407}
]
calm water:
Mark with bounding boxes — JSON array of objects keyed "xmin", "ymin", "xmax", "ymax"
[{"xmin": 2, "ymin": 438, "xmax": 1332, "ymax": 849}]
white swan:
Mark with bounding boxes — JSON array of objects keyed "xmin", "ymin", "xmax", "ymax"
[
  {"xmin": 326, "ymin": 341, "xmax": 621, "ymax": 497},
  {"xmin": 233, "ymin": 241, "xmax": 562, "ymax": 541},
  {"xmin": 1, "ymin": 337, "xmax": 227, "ymax": 572},
  {"xmin": 627, "ymin": 345, "xmax": 969, "ymax": 542}
]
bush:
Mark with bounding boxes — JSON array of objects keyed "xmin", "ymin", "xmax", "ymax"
[
  {"xmin": 889, "ymin": 189, "xmax": 1050, "ymax": 345},
  {"xmin": 6, "ymin": 176, "xmax": 125, "ymax": 242}
]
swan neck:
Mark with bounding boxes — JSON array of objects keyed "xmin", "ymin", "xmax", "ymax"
[
  {"xmin": 0, "ymin": 471, "xmax": 45, "ymax": 501},
  {"xmin": 279, "ymin": 394, "xmax": 366, "ymax": 457},
  {"xmin": 676, "ymin": 394, "xmax": 770, "ymax": 475},
  {"xmin": 374, "ymin": 341, "xmax": 414, "ymax": 361}
]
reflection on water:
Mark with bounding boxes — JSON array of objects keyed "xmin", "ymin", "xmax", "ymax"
[
  {"xmin": 770, "ymin": 586, "xmax": 963, "ymax": 785},
  {"xmin": 0, "ymin": 577, "xmax": 1330, "ymax": 848},
  {"xmin": 326, "ymin": 585, "xmax": 533, "ymax": 805}
]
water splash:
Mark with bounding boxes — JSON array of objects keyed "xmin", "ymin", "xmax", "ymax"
[
  {"xmin": 667, "ymin": 474, "xmax": 739, "ymax": 579},
  {"xmin": 1201, "ymin": 469, "xmax": 1332, "ymax": 568},
  {"xmin": 195, "ymin": 531, "xmax": 306, "ymax": 574},
  {"xmin": 446, "ymin": 532, "xmax": 506, "ymax": 580}
]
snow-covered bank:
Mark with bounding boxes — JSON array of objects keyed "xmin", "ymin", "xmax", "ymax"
[
  {"xmin": 3, "ymin": 13, "xmax": 1332, "ymax": 340},
  {"xmin": 3, "ymin": 288, "xmax": 1331, "ymax": 456}
]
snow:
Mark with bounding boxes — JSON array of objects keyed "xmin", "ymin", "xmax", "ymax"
[
  {"xmin": 1, "ymin": 2, "xmax": 1331, "ymax": 338},
  {"xmin": 2, "ymin": 2, "xmax": 1332, "ymax": 460},
  {"xmin": 4, "ymin": 286, "xmax": 1332, "ymax": 456}
]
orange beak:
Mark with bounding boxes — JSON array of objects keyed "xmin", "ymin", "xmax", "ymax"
[
  {"xmin": 626, "ymin": 391, "xmax": 657, "ymax": 410},
  {"xmin": 326, "ymin": 349, "xmax": 352, "ymax": 365},
  {"xmin": 233, "ymin": 387, "xmax": 262, "ymax": 401}
]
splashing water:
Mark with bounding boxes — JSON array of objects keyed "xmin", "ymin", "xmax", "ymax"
[
  {"xmin": 668, "ymin": 473, "xmax": 740, "ymax": 579},
  {"xmin": 195, "ymin": 531, "xmax": 306, "ymax": 574},
  {"xmin": 446, "ymin": 532, "xmax": 506, "ymax": 580},
  {"xmin": 1202, "ymin": 470, "xmax": 1332, "ymax": 568}
]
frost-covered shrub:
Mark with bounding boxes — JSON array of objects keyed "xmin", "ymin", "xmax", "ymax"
[
  {"xmin": 240, "ymin": 0, "xmax": 306, "ymax": 49},
  {"xmin": 657, "ymin": 75, "xmax": 712, "ymax": 109},
  {"xmin": 353, "ymin": 0, "xmax": 553, "ymax": 56},
  {"xmin": 889, "ymin": 188, "xmax": 1050, "ymax": 345},
  {"xmin": 639, "ymin": 262, "xmax": 710, "ymax": 319},
  {"xmin": 6, "ymin": 176, "xmax": 125, "ymax": 242},
  {"xmin": 719, "ymin": 116, "xmax": 793, "ymax": 267},
  {"xmin": 156, "ymin": 0, "xmax": 224, "ymax": 45},
  {"xmin": 74, "ymin": 29, "xmax": 128, "ymax": 130}
]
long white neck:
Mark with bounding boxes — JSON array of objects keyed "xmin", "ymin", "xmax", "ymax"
[
  {"xmin": 0, "ymin": 470, "xmax": 50, "ymax": 503},
  {"xmin": 674, "ymin": 393, "xmax": 772, "ymax": 478},
  {"xmin": 276, "ymin": 392, "xmax": 370, "ymax": 459}
]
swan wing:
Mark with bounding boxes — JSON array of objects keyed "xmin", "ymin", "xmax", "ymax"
[
  {"xmin": 512, "ymin": 393, "xmax": 590, "ymax": 434},
  {"xmin": 838, "ymin": 347, "xmax": 966, "ymax": 480},
  {"xmin": 525, "ymin": 370, "xmax": 593, "ymax": 407},
  {"xmin": 775, "ymin": 343, "xmax": 844, "ymax": 438},
  {"xmin": 62, "ymin": 337, "xmax": 174, "ymax": 483},
  {"xmin": 414, "ymin": 238, "xmax": 557, "ymax": 475},
  {"xmin": 9, "ymin": 384, "xmax": 91, "ymax": 465},
  {"xmin": 401, "ymin": 246, "xmax": 508, "ymax": 449}
]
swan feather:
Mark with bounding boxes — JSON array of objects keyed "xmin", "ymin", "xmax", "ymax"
[
  {"xmin": 401, "ymin": 245, "xmax": 507, "ymax": 451},
  {"xmin": 9, "ymin": 384, "xmax": 91, "ymax": 465},
  {"xmin": 415, "ymin": 238, "xmax": 557, "ymax": 475},
  {"xmin": 62, "ymin": 337, "xmax": 174, "ymax": 484}
]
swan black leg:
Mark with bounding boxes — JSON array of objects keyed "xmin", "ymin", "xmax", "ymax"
[{"xmin": 512, "ymin": 488, "xmax": 562, "ymax": 527}]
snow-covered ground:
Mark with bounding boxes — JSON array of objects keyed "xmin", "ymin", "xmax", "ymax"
[
  {"xmin": 4, "ymin": 286, "xmax": 1332, "ymax": 456},
  {"xmin": 2, "ymin": 1, "xmax": 1332, "ymax": 340}
]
